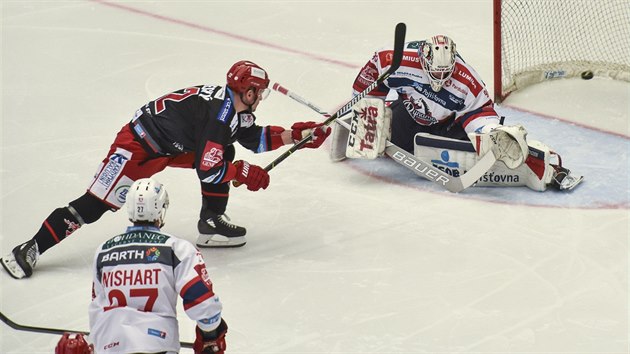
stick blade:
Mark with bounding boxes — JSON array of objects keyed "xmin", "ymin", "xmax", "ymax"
[{"xmin": 388, "ymin": 22, "xmax": 406, "ymax": 73}]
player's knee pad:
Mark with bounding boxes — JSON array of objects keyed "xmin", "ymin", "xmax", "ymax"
[{"xmin": 68, "ymin": 192, "xmax": 112, "ymax": 224}]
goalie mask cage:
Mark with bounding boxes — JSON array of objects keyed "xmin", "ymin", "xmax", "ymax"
[{"xmin": 493, "ymin": 0, "xmax": 630, "ymax": 102}]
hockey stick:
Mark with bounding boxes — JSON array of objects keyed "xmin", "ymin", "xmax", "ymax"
[
  {"xmin": 0, "ymin": 310, "xmax": 194, "ymax": 348},
  {"xmin": 263, "ymin": 22, "xmax": 406, "ymax": 172},
  {"xmin": 270, "ymin": 83, "xmax": 497, "ymax": 192}
]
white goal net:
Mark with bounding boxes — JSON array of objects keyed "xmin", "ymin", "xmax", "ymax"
[{"xmin": 494, "ymin": 0, "xmax": 630, "ymax": 102}]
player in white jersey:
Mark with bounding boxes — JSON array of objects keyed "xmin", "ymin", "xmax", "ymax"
[
  {"xmin": 89, "ymin": 178, "xmax": 227, "ymax": 354},
  {"xmin": 338, "ymin": 35, "xmax": 582, "ymax": 191}
]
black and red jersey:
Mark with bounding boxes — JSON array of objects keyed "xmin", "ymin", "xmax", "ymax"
[{"xmin": 129, "ymin": 85, "xmax": 275, "ymax": 184}]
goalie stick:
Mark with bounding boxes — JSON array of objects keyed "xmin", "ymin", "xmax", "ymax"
[
  {"xmin": 263, "ymin": 22, "xmax": 406, "ymax": 172},
  {"xmin": 0, "ymin": 310, "xmax": 194, "ymax": 349},
  {"xmin": 270, "ymin": 83, "xmax": 497, "ymax": 192}
]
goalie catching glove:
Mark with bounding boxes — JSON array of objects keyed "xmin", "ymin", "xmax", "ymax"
[
  {"xmin": 470, "ymin": 124, "xmax": 529, "ymax": 169},
  {"xmin": 291, "ymin": 121, "xmax": 331, "ymax": 149},
  {"xmin": 194, "ymin": 319, "xmax": 228, "ymax": 354}
]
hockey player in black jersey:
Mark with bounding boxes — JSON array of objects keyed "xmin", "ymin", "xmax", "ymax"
[{"xmin": 2, "ymin": 60, "xmax": 330, "ymax": 279}]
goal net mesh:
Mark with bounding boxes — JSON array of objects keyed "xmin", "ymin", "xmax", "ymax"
[{"xmin": 497, "ymin": 0, "xmax": 630, "ymax": 100}]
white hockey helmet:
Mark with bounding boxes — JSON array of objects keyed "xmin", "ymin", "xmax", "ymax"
[
  {"xmin": 126, "ymin": 178, "xmax": 169, "ymax": 227},
  {"xmin": 420, "ymin": 35, "xmax": 457, "ymax": 92}
]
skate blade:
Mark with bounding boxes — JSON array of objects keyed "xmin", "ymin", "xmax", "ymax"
[
  {"xmin": 196, "ymin": 234, "xmax": 247, "ymax": 248},
  {"xmin": 1, "ymin": 256, "xmax": 27, "ymax": 279}
]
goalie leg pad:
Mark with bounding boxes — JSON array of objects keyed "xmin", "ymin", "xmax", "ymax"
[
  {"xmin": 330, "ymin": 116, "xmax": 351, "ymax": 162},
  {"xmin": 414, "ymin": 133, "xmax": 556, "ymax": 191},
  {"xmin": 345, "ymin": 98, "xmax": 392, "ymax": 160}
]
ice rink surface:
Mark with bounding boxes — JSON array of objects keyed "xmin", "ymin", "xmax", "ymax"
[{"xmin": 1, "ymin": 1, "xmax": 629, "ymax": 353}]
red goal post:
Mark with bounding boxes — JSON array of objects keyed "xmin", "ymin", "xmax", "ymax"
[{"xmin": 493, "ymin": 0, "xmax": 630, "ymax": 103}]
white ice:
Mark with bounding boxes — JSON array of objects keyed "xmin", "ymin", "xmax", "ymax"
[{"xmin": 1, "ymin": 1, "xmax": 628, "ymax": 353}]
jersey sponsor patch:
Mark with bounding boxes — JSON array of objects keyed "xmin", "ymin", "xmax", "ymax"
[
  {"xmin": 102, "ymin": 231, "xmax": 170, "ymax": 250},
  {"xmin": 97, "ymin": 149, "xmax": 130, "ymax": 189},
  {"xmin": 100, "ymin": 175, "xmax": 134, "ymax": 208},
  {"xmin": 452, "ymin": 65, "xmax": 482, "ymax": 96},
  {"xmin": 200, "ymin": 141, "xmax": 224, "ymax": 171},
  {"xmin": 147, "ymin": 328, "xmax": 167, "ymax": 339},
  {"xmin": 378, "ymin": 50, "xmax": 394, "ymax": 68},
  {"xmin": 217, "ymin": 97, "xmax": 233, "ymax": 123}
]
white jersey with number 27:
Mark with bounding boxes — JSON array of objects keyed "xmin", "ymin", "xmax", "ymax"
[{"xmin": 89, "ymin": 225, "xmax": 222, "ymax": 354}]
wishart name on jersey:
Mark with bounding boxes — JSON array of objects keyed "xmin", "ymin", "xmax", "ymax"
[{"xmin": 101, "ymin": 268, "xmax": 162, "ymax": 287}]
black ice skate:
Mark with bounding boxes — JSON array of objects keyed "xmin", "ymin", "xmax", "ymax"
[
  {"xmin": 1, "ymin": 239, "xmax": 40, "ymax": 279},
  {"xmin": 196, "ymin": 213, "xmax": 247, "ymax": 248},
  {"xmin": 550, "ymin": 153, "xmax": 583, "ymax": 191}
]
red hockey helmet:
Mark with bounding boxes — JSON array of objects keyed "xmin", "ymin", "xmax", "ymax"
[
  {"xmin": 226, "ymin": 60, "xmax": 270, "ymax": 95},
  {"xmin": 55, "ymin": 333, "xmax": 94, "ymax": 354}
]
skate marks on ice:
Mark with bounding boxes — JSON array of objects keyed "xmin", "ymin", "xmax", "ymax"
[{"xmin": 344, "ymin": 106, "xmax": 629, "ymax": 209}]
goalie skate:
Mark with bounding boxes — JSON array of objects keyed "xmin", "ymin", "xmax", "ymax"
[
  {"xmin": 553, "ymin": 166, "xmax": 584, "ymax": 191},
  {"xmin": 549, "ymin": 151, "xmax": 583, "ymax": 191}
]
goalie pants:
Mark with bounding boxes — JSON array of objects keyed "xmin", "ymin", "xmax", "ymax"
[
  {"xmin": 390, "ymin": 97, "xmax": 468, "ymax": 153},
  {"xmin": 32, "ymin": 125, "xmax": 235, "ymax": 254}
]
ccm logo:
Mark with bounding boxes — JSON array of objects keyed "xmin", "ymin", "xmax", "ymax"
[{"xmin": 391, "ymin": 151, "xmax": 450, "ymax": 185}]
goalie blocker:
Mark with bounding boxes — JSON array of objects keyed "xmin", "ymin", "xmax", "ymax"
[{"xmin": 343, "ymin": 98, "xmax": 391, "ymax": 160}]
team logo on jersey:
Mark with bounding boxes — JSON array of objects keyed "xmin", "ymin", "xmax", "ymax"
[
  {"xmin": 403, "ymin": 95, "xmax": 437, "ymax": 126},
  {"xmin": 200, "ymin": 141, "xmax": 224, "ymax": 171},
  {"xmin": 194, "ymin": 263, "xmax": 213, "ymax": 289},
  {"xmin": 239, "ymin": 112, "xmax": 255, "ymax": 128},
  {"xmin": 145, "ymin": 247, "xmax": 160, "ymax": 262},
  {"xmin": 357, "ymin": 63, "xmax": 378, "ymax": 87},
  {"xmin": 64, "ymin": 218, "xmax": 81, "ymax": 237}
]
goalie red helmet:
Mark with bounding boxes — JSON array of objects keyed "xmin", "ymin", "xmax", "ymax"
[
  {"xmin": 226, "ymin": 60, "xmax": 270, "ymax": 97},
  {"xmin": 419, "ymin": 35, "xmax": 457, "ymax": 92},
  {"xmin": 55, "ymin": 333, "xmax": 94, "ymax": 354}
]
